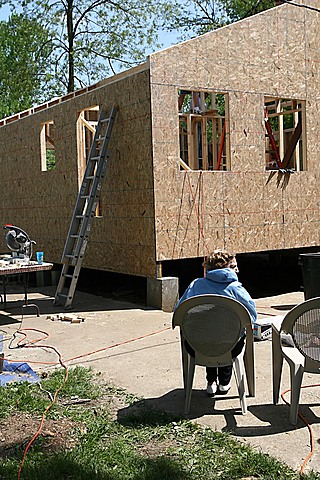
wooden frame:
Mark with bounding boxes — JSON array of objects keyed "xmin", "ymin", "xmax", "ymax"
[
  {"xmin": 178, "ymin": 91, "xmax": 230, "ymax": 171},
  {"xmin": 77, "ymin": 106, "xmax": 102, "ymax": 216},
  {"xmin": 265, "ymin": 97, "xmax": 306, "ymax": 171},
  {"xmin": 40, "ymin": 121, "xmax": 55, "ymax": 171}
]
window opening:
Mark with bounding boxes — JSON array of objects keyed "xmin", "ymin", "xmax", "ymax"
[
  {"xmin": 77, "ymin": 106, "xmax": 102, "ymax": 216},
  {"xmin": 264, "ymin": 97, "xmax": 306, "ymax": 171},
  {"xmin": 40, "ymin": 121, "xmax": 56, "ymax": 171},
  {"xmin": 178, "ymin": 90, "xmax": 229, "ymax": 171}
]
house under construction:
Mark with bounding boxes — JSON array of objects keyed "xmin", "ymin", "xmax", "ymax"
[{"xmin": 0, "ymin": 0, "xmax": 319, "ymax": 310}]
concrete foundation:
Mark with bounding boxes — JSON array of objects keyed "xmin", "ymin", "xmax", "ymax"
[{"xmin": 147, "ymin": 276, "xmax": 179, "ymax": 312}]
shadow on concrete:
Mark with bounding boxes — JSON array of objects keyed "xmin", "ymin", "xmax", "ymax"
[
  {"xmin": 117, "ymin": 388, "xmax": 320, "ymax": 437},
  {"xmin": 270, "ymin": 304, "xmax": 298, "ymax": 310},
  {"xmin": 118, "ymin": 389, "xmax": 252, "ymax": 425},
  {"xmin": 230, "ymin": 403, "xmax": 320, "ymax": 436},
  {"xmin": 0, "ymin": 313, "xmax": 20, "ymax": 325},
  {"xmin": 0, "ymin": 286, "xmax": 157, "ymax": 317}
]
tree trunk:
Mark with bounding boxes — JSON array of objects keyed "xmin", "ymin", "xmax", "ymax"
[{"xmin": 67, "ymin": 0, "xmax": 74, "ymax": 93}]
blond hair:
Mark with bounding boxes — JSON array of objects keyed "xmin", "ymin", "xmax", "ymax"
[{"xmin": 202, "ymin": 250, "xmax": 235, "ymax": 270}]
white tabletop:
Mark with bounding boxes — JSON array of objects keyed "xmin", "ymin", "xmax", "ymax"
[{"xmin": 0, "ymin": 261, "xmax": 53, "ymax": 276}]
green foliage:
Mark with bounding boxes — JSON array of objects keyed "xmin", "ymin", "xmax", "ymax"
[
  {"xmin": 0, "ymin": 13, "xmax": 52, "ymax": 118},
  {"xmin": 168, "ymin": 0, "xmax": 229, "ymax": 37},
  {"xmin": 0, "ymin": 366, "xmax": 101, "ymax": 420},
  {"xmin": 166, "ymin": 0, "xmax": 276, "ymax": 39},
  {"xmin": 40, "ymin": 366, "xmax": 101, "ymax": 399},
  {"xmin": 215, "ymin": 93, "xmax": 225, "ymax": 116},
  {"xmin": 0, "ymin": 381, "xmax": 50, "ymax": 418},
  {"xmin": 2, "ymin": 0, "xmax": 179, "ymax": 95},
  {"xmin": 45, "ymin": 149, "xmax": 56, "ymax": 171},
  {"xmin": 0, "ymin": 0, "xmax": 278, "ymax": 108},
  {"xmin": 224, "ymin": 0, "xmax": 276, "ymax": 22}
]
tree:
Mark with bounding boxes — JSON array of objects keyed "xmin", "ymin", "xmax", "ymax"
[
  {"xmin": 0, "ymin": 14, "xmax": 52, "ymax": 118},
  {"xmin": 1, "ymin": 0, "xmax": 178, "ymax": 95},
  {"xmin": 224, "ymin": 0, "xmax": 276, "ymax": 22},
  {"xmin": 166, "ymin": 0, "xmax": 275, "ymax": 39}
]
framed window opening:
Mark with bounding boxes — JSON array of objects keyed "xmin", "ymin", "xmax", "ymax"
[
  {"xmin": 178, "ymin": 90, "xmax": 230, "ymax": 171},
  {"xmin": 40, "ymin": 121, "xmax": 56, "ymax": 171},
  {"xmin": 77, "ymin": 105, "xmax": 102, "ymax": 216},
  {"xmin": 264, "ymin": 97, "xmax": 306, "ymax": 171}
]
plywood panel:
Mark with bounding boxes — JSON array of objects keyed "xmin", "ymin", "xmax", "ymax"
[
  {"xmin": 0, "ymin": 69, "xmax": 157, "ymax": 278},
  {"xmin": 150, "ymin": 1, "xmax": 320, "ymax": 261}
]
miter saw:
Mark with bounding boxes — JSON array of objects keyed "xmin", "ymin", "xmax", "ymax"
[{"xmin": 3, "ymin": 225, "xmax": 36, "ymax": 262}]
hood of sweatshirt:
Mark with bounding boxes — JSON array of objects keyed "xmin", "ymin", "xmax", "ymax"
[{"xmin": 205, "ymin": 268, "xmax": 238, "ymax": 284}]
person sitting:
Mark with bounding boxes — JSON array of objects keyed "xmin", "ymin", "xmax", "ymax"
[{"xmin": 175, "ymin": 249, "xmax": 257, "ymax": 396}]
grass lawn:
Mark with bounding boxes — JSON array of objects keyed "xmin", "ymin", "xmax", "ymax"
[{"xmin": 0, "ymin": 366, "xmax": 318, "ymax": 480}]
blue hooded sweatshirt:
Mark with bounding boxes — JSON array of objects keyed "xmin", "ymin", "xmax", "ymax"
[{"xmin": 176, "ymin": 268, "xmax": 257, "ymax": 324}]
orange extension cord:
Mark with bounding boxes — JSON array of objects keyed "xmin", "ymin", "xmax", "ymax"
[
  {"xmin": 12, "ymin": 328, "xmax": 69, "ymax": 480},
  {"xmin": 281, "ymin": 384, "xmax": 320, "ymax": 476}
]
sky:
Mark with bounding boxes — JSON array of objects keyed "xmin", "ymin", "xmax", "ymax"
[{"xmin": 0, "ymin": 4, "xmax": 12, "ymax": 20}]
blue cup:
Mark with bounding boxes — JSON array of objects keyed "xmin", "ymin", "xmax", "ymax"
[{"xmin": 36, "ymin": 252, "xmax": 44, "ymax": 264}]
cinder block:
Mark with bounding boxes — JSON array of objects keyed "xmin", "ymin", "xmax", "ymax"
[{"xmin": 147, "ymin": 276, "xmax": 179, "ymax": 312}]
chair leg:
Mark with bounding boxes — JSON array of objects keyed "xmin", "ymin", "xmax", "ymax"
[
  {"xmin": 233, "ymin": 355, "xmax": 247, "ymax": 415},
  {"xmin": 184, "ymin": 355, "xmax": 195, "ymax": 415},
  {"xmin": 289, "ymin": 362, "xmax": 304, "ymax": 426},
  {"xmin": 180, "ymin": 332, "xmax": 188, "ymax": 390},
  {"xmin": 244, "ymin": 339, "xmax": 255, "ymax": 397},
  {"xmin": 272, "ymin": 328, "xmax": 284, "ymax": 405}
]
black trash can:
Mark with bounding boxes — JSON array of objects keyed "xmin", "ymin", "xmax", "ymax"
[{"xmin": 299, "ymin": 253, "xmax": 320, "ymax": 300}]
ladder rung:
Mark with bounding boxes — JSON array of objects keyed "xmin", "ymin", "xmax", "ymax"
[
  {"xmin": 96, "ymin": 136, "xmax": 105, "ymax": 141},
  {"xmin": 90, "ymin": 156, "xmax": 100, "ymax": 161},
  {"xmin": 57, "ymin": 293, "xmax": 68, "ymax": 298},
  {"xmin": 80, "ymin": 195, "xmax": 90, "ymax": 199},
  {"xmin": 65, "ymin": 254, "xmax": 76, "ymax": 259},
  {"xmin": 63, "ymin": 274, "xmax": 74, "ymax": 279},
  {"xmin": 85, "ymin": 176, "xmax": 94, "ymax": 180},
  {"xmin": 76, "ymin": 215, "xmax": 84, "ymax": 219},
  {"xmin": 70, "ymin": 234, "xmax": 79, "ymax": 238},
  {"xmin": 100, "ymin": 117, "xmax": 110, "ymax": 123}
]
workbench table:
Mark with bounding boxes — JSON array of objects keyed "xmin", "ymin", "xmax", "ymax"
[{"xmin": 0, "ymin": 261, "xmax": 53, "ymax": 315}]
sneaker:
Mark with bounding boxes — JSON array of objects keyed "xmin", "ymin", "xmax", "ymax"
[
  {"xmin": 217, "ymin": 383, "xmax": 231, "ymax": 395},
  {"xmin": 206, "ymin": 382, "xmax": 217, "ymax": 396}
]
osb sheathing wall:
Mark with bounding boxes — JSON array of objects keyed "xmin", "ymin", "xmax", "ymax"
[
  {"xmin": 0, "ymin": 67, "xmax": 157, "ymax": 277},
  {"xmin": 1, "ymin": 0, "xmax": 319, "ymax": 280},
  {"xmin": 149, "ymin": 0, "xmax": 320, "ymax": 262}
]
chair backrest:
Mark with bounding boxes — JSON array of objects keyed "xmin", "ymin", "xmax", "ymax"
[
  {"xmin": 281, "ymin": 297, "xmax": 320, "ymax": 364},
  {"xmin": 172, "ymin": 294, "xmax": 252, "ymax": 366}
]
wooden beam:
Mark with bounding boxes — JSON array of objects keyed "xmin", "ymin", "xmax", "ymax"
[{"xmin": 281, "ymin": 118, "xmax": 302, "ymax": 169}]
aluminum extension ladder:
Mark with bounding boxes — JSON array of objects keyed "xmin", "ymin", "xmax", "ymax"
[{"xmin": 54, "ymin": 105, "xmax": 118, "ymax": 309}]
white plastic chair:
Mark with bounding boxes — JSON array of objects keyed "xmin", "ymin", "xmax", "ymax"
[
  {"xmin": 272, "ymin": 297, "xmax": 320, "ymax": 425},
  {"xmin": 172, "ymin": 294, "xmax": 255, "ymax": 415}
]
